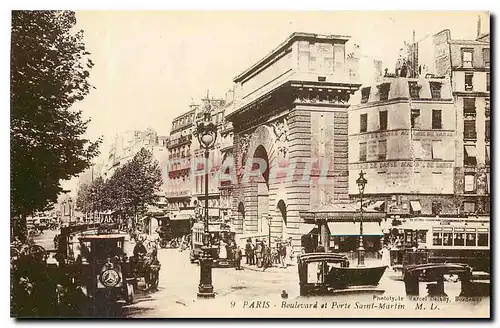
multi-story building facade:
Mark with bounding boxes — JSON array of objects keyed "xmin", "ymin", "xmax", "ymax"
[
  {"xmin": 219, "ymin": 91, "xmax": 235, "ymax": 221},
  {"xmin": 415, "ymin": 28, "xmax": 490, "ymax": 215},
  {"xmin": 165, "ymin": 96, "xmax": 229, "ymax": 216},
  {"xmin": 349, "ymin": 77, "xmax": 456, "ymax": 217},
  {"xmin": 166, "ymin": 104, "xmax": 199, "ymax": 211},
  {"xmin": 191, "ymin": 97, "xmax": 226, "ymax": 217}
]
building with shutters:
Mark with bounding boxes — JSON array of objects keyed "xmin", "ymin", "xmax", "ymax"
[
  {"xmin": 165, "ymin": 94, "xmax": 232, "ymax": 221},
  {"xmin": 412, "ymin": 26, "xmax": 490, "ymax": 216},
  {"xmin": 349, "ymin": 76, "xmax": 456, "ymax": 218}
]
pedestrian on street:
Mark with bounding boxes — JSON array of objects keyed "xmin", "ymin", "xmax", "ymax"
[
  {"xmin": 218, "ymin": 240, "xmax": 228, "ymax": 260},
  {"xmin": 245, "ymin": 238, "xmax": 253, "ymax": 265},
  {"xmin": 234, "ymin": 245, "xmax": 242, "ymax": 270},
  {"xmin": 255, "ymin": 239, "xmax": 262, "ymax": 267},
  {"xmin": 263, "ymin": 242, "xmax": 271, "ymax": 271},
  {"xmin": 280, "ymin": 242, "xmax": 287, "ymax": 268},
  {"xmin": 250, "ymin": 239, "xmax": 256, "ymax": 265}
]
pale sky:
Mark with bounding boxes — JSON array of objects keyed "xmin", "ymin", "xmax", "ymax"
[{"xmin": 61, "ymin": 10, "xmax": 489, "ymax": 194}]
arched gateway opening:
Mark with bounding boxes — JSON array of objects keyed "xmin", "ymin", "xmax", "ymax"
[{"xmin": 253, "ymin": 145, "xmax": 270, "ymax": 235}]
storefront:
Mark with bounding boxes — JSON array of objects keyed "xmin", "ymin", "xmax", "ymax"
[
  {"xmin": 328, "ymin": 221, "xmax": 384, "ymax": 252},
  {"xmin": 299, "ymin": 204, "xmax": 386, "ymax": 255}
]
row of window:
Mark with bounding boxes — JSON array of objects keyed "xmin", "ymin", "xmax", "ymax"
[
  {"xmin": 432, "ymin": 227, "xmax": 489, "ymax": 247},
  {"xmin": 360, "ymin": 109, "xmax": 443, "ymax": 133},
  {"xmin": 463, "ymin": 119, "xmax": 490, "ymax": 141},
  {"xmin": 463, "ymin": 97, "xmax": 489, "ymax": 116},
  {"xmin": 169, "ymin": 145, "xmax": 191, "ymax": 159},
  {"xmin": 361, "ymin": 81, "xmax": 444, "ymax": 103},
  {"xmin": 464, "ymin": 72, "xmax": 490, "ymax": 92},
  {"xmin": 172, "ymin": 114, "xmax": 195, "ymax": 131},
  {"xmin": 358, "ymin": 141, "xmax": 489, "ymax": 166},
  {"xmin": 461, "ymin": 47, "xmax": 490, "ymax": 68},
  {"xmin": 358, "ymin": 139, "xmax": 447, "ymax": 162}
]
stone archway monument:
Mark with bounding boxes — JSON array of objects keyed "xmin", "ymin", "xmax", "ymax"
[{"xmin": 225, "ymin": 32, "xmax": 361, "ymax": 249}]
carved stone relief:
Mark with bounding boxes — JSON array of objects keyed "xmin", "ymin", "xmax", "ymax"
[
  {"xmin": 295, "ymin": 89, "xmax": 351, "ymax": 105},
  {"xmin": 270, "ymin": 118, "xmax": 289, "ymax": 159}
]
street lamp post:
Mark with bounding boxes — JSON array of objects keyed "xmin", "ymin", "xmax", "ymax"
[
  {"xmin": 68, "ymin": 198, "xmax": 73, "ymax": 226},
  {"xmin": 195, "ymin": 108, "xmax": 217, "ymax": 298},
  {"xmin": 267, "ymin": 215, "xmax": 272, "ymax": 246},
  {"xmin": 356, "ymin": 171, "xmax": 368, "ymax": 267}
]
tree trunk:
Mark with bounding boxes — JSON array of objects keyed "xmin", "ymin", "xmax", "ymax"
[{"xmin": 132, "ymin": 206, "xmax": 137, "ymax": 232}]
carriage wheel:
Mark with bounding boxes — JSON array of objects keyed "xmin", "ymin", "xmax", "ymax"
[
  {"xmin": 149, "ymin": 270, "xmax": 159, "ymax": 291},
  {"xmin": 159, "ymin": 240, "xmax": 167, "ymax": 248}
]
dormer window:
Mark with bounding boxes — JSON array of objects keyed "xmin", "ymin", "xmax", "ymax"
[
  {"xmin": 408, "ymin": 81, "xmax": 421, "ymax": 99},
  {"xmin": 377, "ymin": 83, "xmax": 390, "ymax": 101},
  {"xmin": 361, "ymin": 87, "xmax": 371, "ymax": 103},
  {"xmin": 462, "ymin": 49, "xmax": 473, "ymax": 68},
  {"xmin": 430, "ymin": 82, "xmax": 442, "ymax": 99}
]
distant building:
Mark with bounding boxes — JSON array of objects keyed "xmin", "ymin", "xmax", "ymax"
[
  {"xmin": 105, "ymin": 128, "xmax": 169, "ymax": 177},
  {"xmin": 77, "ymin": 162, "xmax": 105, "ymax": 188}
]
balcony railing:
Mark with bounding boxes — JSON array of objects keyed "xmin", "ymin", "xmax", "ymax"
[
  {"xmin": 168, "ymin": 167, "xmax": 191, "ymax": 179},
  {"xmin": 463, "ymin": 131, "xmax": 477, "ymax": 140},
  {"xmin": 463, "ymin": 107, "xmax": 476, "ymax": 117},
  {"xmin": 167, "ymin": 134, "xmax": 192, "ymax": 149},
  {"xmin": 166, "ymin": 189, "xmax": 191, "ymax": 198}
]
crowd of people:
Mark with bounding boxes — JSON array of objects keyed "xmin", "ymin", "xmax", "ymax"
[{"xmin": 244, "ymin": 237, "xmax": 294, "ymax": 271}]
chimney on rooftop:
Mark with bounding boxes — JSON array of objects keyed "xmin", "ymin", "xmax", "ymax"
[{"xmin": 477, "ymin": 15, "xmax": 482, "ymax": 38}]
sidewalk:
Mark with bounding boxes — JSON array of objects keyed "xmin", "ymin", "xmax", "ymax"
[{"xmin": 241, "ymin": 258, "xmax": 387, "ymax": 273}]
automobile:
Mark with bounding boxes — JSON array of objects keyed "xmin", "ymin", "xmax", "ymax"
[
  {"xmin": 403, "ymin": 263, "xmax": 490, "ymax": 297},
  {"xmin": 77, "ymin": 233, "xmax": 135, "ymax": 304},
  {"xmin": 55, "ymin": 223, "xmax": 137, "ymax": 306},
  {"xmin": 297, "ymin": 252, "xmax": 387, "ymax": 296}
]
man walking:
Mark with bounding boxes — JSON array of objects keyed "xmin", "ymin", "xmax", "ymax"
[
  {"xmin": 262, "ymin": 240, "xmax": 271, "ymax": 271},
  {"xmin": 245, "ymin": 238, "xmax": 253, "ymax": 265},
  {"xmin": 234, "ymin": 246, "xmax": 243, "ymax": 270},
  {"xmin": 256, "ymin": 239, "xmax": 263, "ymax": 268}
]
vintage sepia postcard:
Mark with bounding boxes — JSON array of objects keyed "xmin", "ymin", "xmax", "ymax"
[{"xmin": 10, "ymin": 10, "xmax": 491, "ymax": 319}]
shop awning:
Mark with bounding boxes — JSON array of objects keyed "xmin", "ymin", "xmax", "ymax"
[
  {"xmin": 369, "ymin": 201, "xmax": 385, "ymax": 211},
  {"xmin": 298, "ymin": 223, "xmax": 318, "ymax": 235},
  {"xmin": 398, "ymin": 222, "xmax": 430, "ymax": 231},
  {"xmin": 410, "ymin": 201, "xmax": 422, "ymax": 212},
  {"xmin": 327, "ymin": 222, "xmax": 383, "ymax": 236},
  {"xmin": 465, "ymin": 145, "xmax": 477, "ymax": 158}
]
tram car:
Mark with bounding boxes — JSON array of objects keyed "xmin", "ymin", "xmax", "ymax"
[
  {"xmin": 190, "ymin": 221, "xmax": 236, "ymax": 267},
  {"xmin": 389, "ymin": 218, "xmax": 490, "ymax": 280}
]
